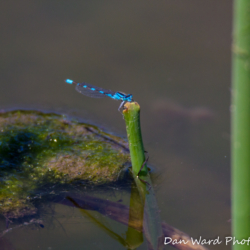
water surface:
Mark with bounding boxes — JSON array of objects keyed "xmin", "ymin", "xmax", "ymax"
[{"xmin": 0, "ymin": 1, "xmax": 231, "ymax": 249}]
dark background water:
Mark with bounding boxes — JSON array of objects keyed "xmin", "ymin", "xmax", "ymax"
[{"xmin": 0, "ymin": 1, "xmax": 232, "ymax": 249}]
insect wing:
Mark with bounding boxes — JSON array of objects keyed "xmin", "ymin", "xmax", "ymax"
[{"xmin": 75, "ymin": 83, "xmax": 106, "ymax": 98}]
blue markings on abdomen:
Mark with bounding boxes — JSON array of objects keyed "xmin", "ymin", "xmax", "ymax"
[{"xmin": 65, "ymin": 79, "xmax": 74, "ymax": 84}]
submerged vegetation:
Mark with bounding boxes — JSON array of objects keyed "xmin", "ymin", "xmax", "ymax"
[{"xmin": 0, "ymin": 110, "xmax": 130, "ymax": 219}]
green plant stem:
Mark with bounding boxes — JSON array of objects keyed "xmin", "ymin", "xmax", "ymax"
[
  {"xmin": 232, "ymin": 0, "xmax": 250, "ymax": 247},
  {"xmin": 123, "ymin": 102, "xmax": 163, "ymax": 249},
  {"xmin": 123, "ymin": 102, "xmax": 148, "ymax": 176}
]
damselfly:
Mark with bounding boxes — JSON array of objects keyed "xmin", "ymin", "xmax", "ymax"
[{"xmin": 65, "ymin": 79, "xmax": 133, "ymax": 111}]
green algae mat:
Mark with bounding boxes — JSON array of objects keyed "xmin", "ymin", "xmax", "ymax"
[{"xmin": 0, "ymin": 110, "xmax": 130, "ymax": 219}]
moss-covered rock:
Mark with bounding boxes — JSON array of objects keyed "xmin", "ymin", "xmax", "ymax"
[{"xmin": 0, "ymin": 110, "xmax": 130, "ymax": 218}]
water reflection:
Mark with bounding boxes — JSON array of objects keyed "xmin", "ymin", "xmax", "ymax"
[{"xmin": 0, "ymin": 179, "xmax": 208, "ymax": 250}]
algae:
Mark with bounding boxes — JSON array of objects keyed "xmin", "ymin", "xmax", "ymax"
[{"xmin": 0, "ymin": 110, "xmax": 130, "ymax": 218}]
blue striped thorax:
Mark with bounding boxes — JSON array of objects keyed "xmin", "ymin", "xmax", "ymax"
[{"xmin": 110, "ymin": 92, "xmax": 133, "ymax": 102}]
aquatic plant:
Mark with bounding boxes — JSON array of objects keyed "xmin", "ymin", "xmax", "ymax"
[{"xmin": 0, "ymin": 110, "xmax": 130, "ymax": 218}]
